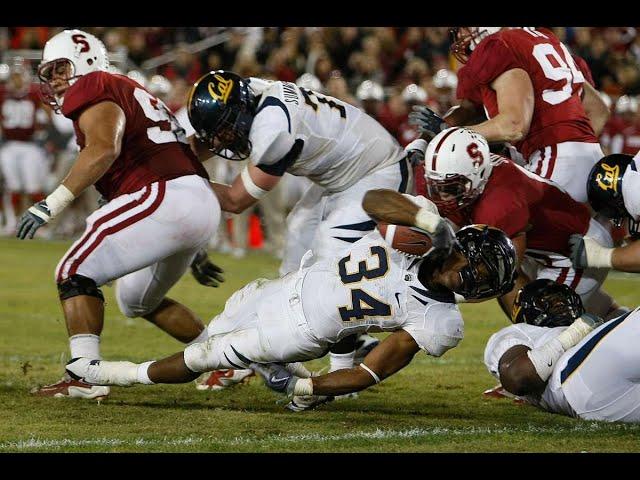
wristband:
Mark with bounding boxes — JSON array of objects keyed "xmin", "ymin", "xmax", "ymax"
[
  {"xmin": 46, "ymin": 184, "xmax": 75, "ymax": 217},
  {"xmin": 359, "ymin": 363, "xmax": 381, "ymax": 384},
  {"xmin": 240, "ymin": 166, "xmax": 268, "ymax": 200},
  {"xmin": 415, "ymin": 207, "xmax": 442, "ymax": 233},
  {"xmin": 293, "ymin": 377, "xmax": 314, "ymax": 396}
]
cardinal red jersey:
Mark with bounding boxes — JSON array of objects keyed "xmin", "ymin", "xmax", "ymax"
[
  {"xmin": 457, "ymin": 28, "xmax": 597, "ymax": 159},
  {"xmin": 435, "ymin": 157, "xmax": 591, "ymax": 257},
  {"xmin": 62, "ymin": 71, "xmax": 208, "ymax": 200},
  {"xmin": 0, "ymin": 84, "xmax": 43, "ymax": 141}
]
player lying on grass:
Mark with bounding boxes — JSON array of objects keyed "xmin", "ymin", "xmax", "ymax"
[
  {"xmin": 485, "ymin": 278, "xmax": 640, "ymax": 423},
  {"xmin": 570, "ymin": 153, "xmax": 640, "ymax": 273},
  {"xmin": 65, "ymin": 193, "xmax": 516, "ymax": 408}
]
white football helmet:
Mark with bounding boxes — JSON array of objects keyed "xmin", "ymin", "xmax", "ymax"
[
  {"xmin": 37, "ymin": 29, "xmax": 110, "ymax": 111},
  {"xmin": 401, "ymin": 84, "xmax": 428, "ymax": 104},
  {"xmin": 356, "ymin": 80, "xmax": 384, "ymax": 102},
  {"xmin": 433, "ymin": 69, "xmax": 458, "ymax": 90},
  {"xmin": 615, "ymin": 95, "xmax": 639, "ymax": 115},
  {"xmin": 423, "ymin": 127, "xmax": 492, "ymax": 214},
  {"xmin": 126, "ymin": 70, "xmax": 147, "ymax": 88},
  {"xmin": 295, "ymin": 73, "xmax": 323, "ymax": 93}
]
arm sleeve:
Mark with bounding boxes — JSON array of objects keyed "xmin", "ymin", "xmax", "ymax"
[
  {"xmin": 403, "ymin": 303, "xmax": 464, "ymax": 357},
  {"xmin": 250, "ymin": 97, "xmax": 299, "ymax": 176}
]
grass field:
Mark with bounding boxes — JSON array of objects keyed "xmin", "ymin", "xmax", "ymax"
[{"xmin": 1, "ymin": 237, "xmax": 640, "ymax": 453}]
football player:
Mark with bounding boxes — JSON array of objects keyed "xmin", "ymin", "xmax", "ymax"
[
  {"xmin": 609, "ymin": 96, "xmax": 640, "ymax": 155},
  {"xmin": 17, "ymin": 29, "xmax": 222, "ymax": 400},
  {"xmin": 570, "ymin": 153, "xmax": 640, "ymax": 273},
  {"xmin": 186, "ymin": 70, "xmax": 412, "ymax": 380},
  {"xmin": 409, "ymin": 27, "xmax": 610, "ymax": 204},
  {"xmin": 404, "ymin": 127, "xmax": 623, "ymax": 319},
  {"xmin": 65, "ymin": 194, "xmax": 517, "ymax": 409},
  {"xmin": 0, "ymin": 58, "xmax": 50, "ymax": 233},
  {"xmin": 485, "ymin": 279, "xmax": 640, "ymax": 423}
]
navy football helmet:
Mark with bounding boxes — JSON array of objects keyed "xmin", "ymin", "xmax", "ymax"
[
  {"xmin": 512, "ymin": 279, "xmax": 585, "ymax": 327},
  {"xmin": 587, "ymin": 154, "xmax": 639, "ymax": 237},
  {"xmin": 188, "ymin": 70, "xmax": 256, "ymax": 160},
  {"xmin": 454, "ymin": 224, "xmax": 517, "ymax": 300}
]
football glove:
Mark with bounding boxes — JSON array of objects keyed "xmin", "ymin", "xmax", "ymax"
[
  {"xmin": 190, "ymin": 249, "xmax": 225, "ymax": 287},
  {"xmin": 568, "ymin": 234, "xmax": 613, "ymax": 269},
  {"xmin": 16, "ymin": 201, "xmax": 52, "ymax": 240},
  {"xmin": 404, "ymin": 138, "xmax": 427, "ymax": 167},
  {"xmin": 251, "ymin": 362, "xmax": 299, "ymax": 396},
  {"xmin": 408, "ymin": 105, "xmax": 447, "ymax": 138}
]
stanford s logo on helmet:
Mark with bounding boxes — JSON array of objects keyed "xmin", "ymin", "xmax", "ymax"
[
  {"xmin": 37, "ymin": 29, "xmax": 110, "ymax": 112},
  {"xmin": 188, "ymin": 70, "xmax": 256, "ymax": 160},
  {"xmin": 453, "ymin": 224, "xmax": 516, "ymax": 300},
  {"xmin": 424, "ymin": 127, "xmax": 493, "ymax": 215},
  {"xmin": 511, "ymin": 279, "xmax": 585, "ymax": 327}
]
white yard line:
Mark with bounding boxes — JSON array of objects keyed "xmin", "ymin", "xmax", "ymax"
[{"xmin": 1, "ymin": 423, "xmax": 637, "ymax": 450}]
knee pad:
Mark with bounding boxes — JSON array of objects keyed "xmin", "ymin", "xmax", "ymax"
[{"xmin": 57, "ymin": 274, "xmax": 104, "ymax": 302}]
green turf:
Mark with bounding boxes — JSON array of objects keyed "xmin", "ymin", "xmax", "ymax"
[{"xmin": 1, "ymin": 237, "xmax": 639, "ymax": 452}]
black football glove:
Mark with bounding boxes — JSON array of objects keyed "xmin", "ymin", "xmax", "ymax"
[
  {"xmin": 190, "ymin": 249, "xmax": 225, "ymax": 287},
  {"xmin": 16, "ymin": 201, "xmax": 52, "ymax": 240},
  {"xmin": 408, "ymin": 105, "xmax": 447, "ymax": 138}
]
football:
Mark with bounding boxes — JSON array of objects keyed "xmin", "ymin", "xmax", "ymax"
[{"xmin": 376, "ymin": 221, "xmax": 433, "ymax": 256}]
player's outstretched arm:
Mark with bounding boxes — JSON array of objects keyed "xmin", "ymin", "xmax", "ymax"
[
  {"xmin": 363, "ymin": 189, "xmax": 441, "ymax": 232},
  {"xmin": 467, "ymin": 69, "xmax": 534, "ymax": 144},
  {"xmin": 309, "ymin": 330, "xmax": 420, "ymax": 397},
  {"xmin": 209, "ymin": 164, "xmax": 280, "ymax": 214},
  {"xmin": 570, "ymin": 234, "xmax": 640, "ymax": 272},
  {"xmin": 16, "ymin": 101, "xmax": 125, "ymax": 240}
]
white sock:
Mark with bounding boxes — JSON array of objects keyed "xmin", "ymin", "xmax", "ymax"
[
  {"xmin": 136, "ymin": 361, "xmax": 156, "ymax": 385},
  {"xmin": 187, "ymin": 328, "xmax": 209, "ymax": 346},
  {"xmin": 329, "ymin": 351, "xmax": 355, "ymax": 373},
  {"xmin": 70, "ymin": 334, "xmax": 101, "ymax": 359}
]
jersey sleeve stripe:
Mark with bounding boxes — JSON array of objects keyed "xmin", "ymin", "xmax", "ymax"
[
  {"xmin": 256, "ymin": 139, "xmax": 304, "ymax": 176},
  {"xmin": 560, "ymin": 310, "xmax": 632, "ymax": 384},
  {"xmin": 256, "ymin": 96, "xmax": 291, "ymax": 133}
]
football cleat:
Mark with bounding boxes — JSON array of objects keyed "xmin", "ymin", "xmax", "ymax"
[
  {"xmin": 286, "ymin": 395, "xmax": 334, "ymax": 412},
  {"xmin": 195, "ymin": 368, "xmax": 255, "ymax": 391},
  {"xmin": 482, "ymin": 384, "xmax": 527, "ymax": 405},
  {"xmin": 353, "ymin": 334, "xmax": 380, "ymax": 364},
  {"xmin": 31, "ymin": 373, "xmax": 110, "ymax": 400}
]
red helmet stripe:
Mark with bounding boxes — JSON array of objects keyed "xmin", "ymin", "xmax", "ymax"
[{"xmin": 431, "ymin": 127, "xmax": 461, "ymax": 170}]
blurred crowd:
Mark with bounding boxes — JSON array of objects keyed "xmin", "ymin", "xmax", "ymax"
[{"xmin": 2, "ymin": 26, "xmax": 640, "ymax": 249}]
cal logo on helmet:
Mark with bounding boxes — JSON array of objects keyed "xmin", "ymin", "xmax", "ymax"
[
  {"xmin": 595, "ymin": 162, "xmax": 620, "ymax": 192},
  {"xmin": 208, "ymin": 74, "xmax": 234, "ymax": 104}
]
